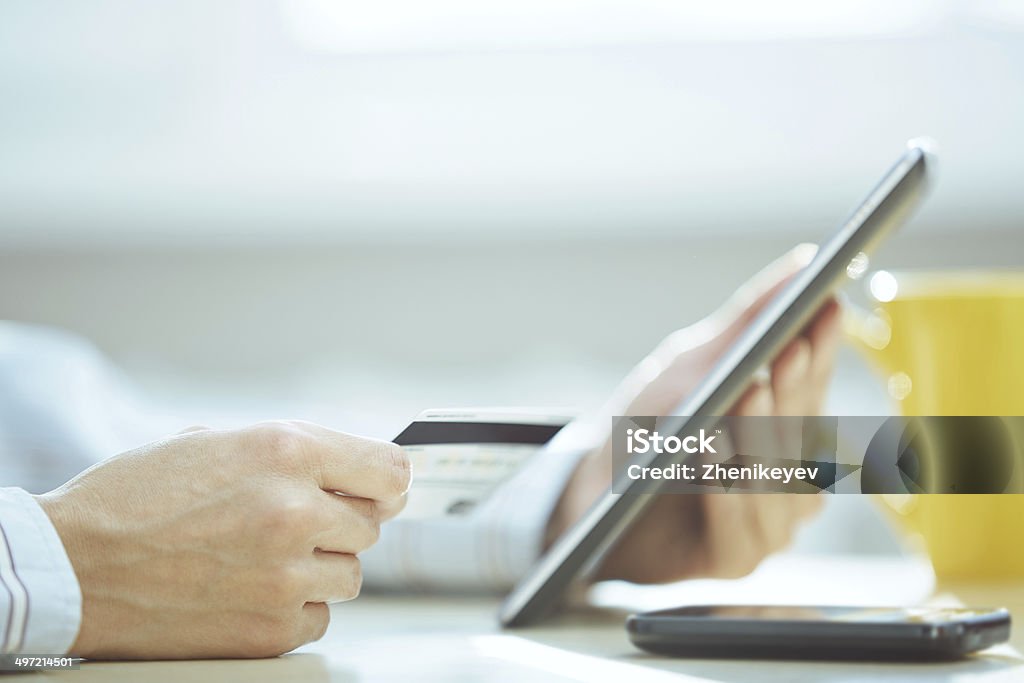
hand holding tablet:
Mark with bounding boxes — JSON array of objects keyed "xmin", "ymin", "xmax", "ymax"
[
  {"xmin": 546, "ymin": 249, "xmax": 837, "ymax": 584},
  {"xmin": 501, "ymin": 139, "xmax": 937, "ymax": 628}
]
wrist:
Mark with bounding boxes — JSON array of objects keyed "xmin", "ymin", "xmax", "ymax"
[{"xmin": 34, "ymin": 490, "xmax": 103, "ymax": 657}]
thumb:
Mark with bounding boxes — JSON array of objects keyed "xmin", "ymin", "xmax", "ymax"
[
  {"xmin": 608, "ymin": 243, "xmax": 818, "ymax": 415},
  {"xmin": 708, "ymin": 243, "xmax": 817, "ymax": 347}
]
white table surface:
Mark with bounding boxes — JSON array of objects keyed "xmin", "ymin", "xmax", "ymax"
[{"xmin": 17, "ymin": 554, "xmax": 1024, "ymax": 682}]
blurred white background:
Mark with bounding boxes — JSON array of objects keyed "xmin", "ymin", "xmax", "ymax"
[{"xmin": 2, "ymin": 0, "xmax": 1023, "ymax": 552}]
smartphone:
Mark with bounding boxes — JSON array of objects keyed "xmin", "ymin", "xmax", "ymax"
[{"xmin": 627, "ymin": 605, "xmax": 1011, "ymax": 661}]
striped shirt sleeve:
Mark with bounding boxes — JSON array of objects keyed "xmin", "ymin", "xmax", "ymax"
[{"xmin": 0, "ymin": 488, "xmax": 81, "ymax": 655}]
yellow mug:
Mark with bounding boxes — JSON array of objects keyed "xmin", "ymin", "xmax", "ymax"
[{"xmin": 849, "ymin": 270, "xmax": 1024, "ymax": 579}]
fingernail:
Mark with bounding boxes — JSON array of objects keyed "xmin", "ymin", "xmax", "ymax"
[{"xmin": 403, "ymin": 459, "xmax": 414, "ymax": 496}]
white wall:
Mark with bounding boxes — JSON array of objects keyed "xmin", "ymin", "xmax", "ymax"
[{"xmin": 1, "ymin": 2, "xmax": 1023, "ymax": 248}]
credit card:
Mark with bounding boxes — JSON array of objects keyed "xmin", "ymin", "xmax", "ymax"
[{"xmin": 393, "ymin": 408, "xmax": 573, "ymax": 519}]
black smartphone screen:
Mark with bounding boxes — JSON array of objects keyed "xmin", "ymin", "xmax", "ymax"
[
  {"xmin": 657, "ymin": 605, "xmax": 1002, "ymax": 623},
  {"xmin": 627, "ymin": 604, "xmax": 1011, "ymax": 661}
]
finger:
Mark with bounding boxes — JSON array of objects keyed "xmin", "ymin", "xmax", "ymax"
[
  {"xmin": 712, "ymin": 244, "xmax": 817, "ymax": 344},
  {"xmin": 806, "ymin": 298, "xmax": 842, "ymax": 409},
  {"xmin": 625, "ymin": 360, "xmax": 706, "ymax": 417},
  {"xmin": 767, "ymin": 339, "xmax": 813, "ymax": 491},
  {"xmin": 806, "ymin": 296, "xmax": 841, "ymax": 342},
  {"xmin": 771, "ymin": 337, "xmax": 812, "ymax": 416},
  {"xmin": 699, "ymin": 388, "xmax": 773, "ymax": 579},
  {"xmin": 298, "ymin": 602, "xmax": 331, "ymax": 645},
  {"xmin": 619, "ymin": 245, "xmax": 820, "ymax": 415},
  {"xmin": 376, "ymin": 492, "xmax": 407, "ymax": 522},
  {"xmin": 730, "ymin": 381, "xmax": 773, "ymax": 417},
  {"xmin": 656, "ymin": 244, "xmax": 817, "ymax": 367},
  {"xmin": 698, "ymin": 494, "xmax": 761, "ymax": 579},
  {"xmin": 731, "ymin": 388, "xmax": 784, "ymax": 493},
  {"xmin": 724, "ymin": 383, "xmax": 776, "ymax": 493},
  {"xmin": 295, "ymin": 424, "xmax": 412, "ymax": 502},
  {"xmin": 311, "ymin": 492, "xmax": 381, "ymax": 554},
  {"xmin": 795, "ymin": 491, "xmax": 825, "ymax": 519},
  {"xmin": 734, "ymin": 415, "xmax": 798, "ymax": 553},
  {"xmin": 750, "ymin": 491, "xmax": 795, "ymax": 553},
  {"xmin": 306, "ymin": 552, "xmax": 362, "ymax": 604}
]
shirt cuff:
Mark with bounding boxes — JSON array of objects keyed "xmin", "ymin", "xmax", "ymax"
[{"xmin": 0, "ymin": 488, "xmax": 81, "ymax": 655}]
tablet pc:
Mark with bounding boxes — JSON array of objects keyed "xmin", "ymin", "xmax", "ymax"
[{"xmin": 499, "ymin": 139, "xmax": 936, "ymax": 627}]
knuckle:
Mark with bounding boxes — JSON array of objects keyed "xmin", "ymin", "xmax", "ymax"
[
  {"xmin": 266, "ymin": 563, "xmax": 308, "ymax": 604},
  {"xmin": 260, "ymin": 492, "xmax": 318, "ymax": 537},
  {"xmin": 239, "ymin": 616, "xmax": 294, "ymax": 658},
  {"xmin": 284, "ymin": 495, "xmax": 318, "ymax": 527},
  {"xmin": 249, "ymin": 421, "xmax": 311, "ymax": 468}
]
